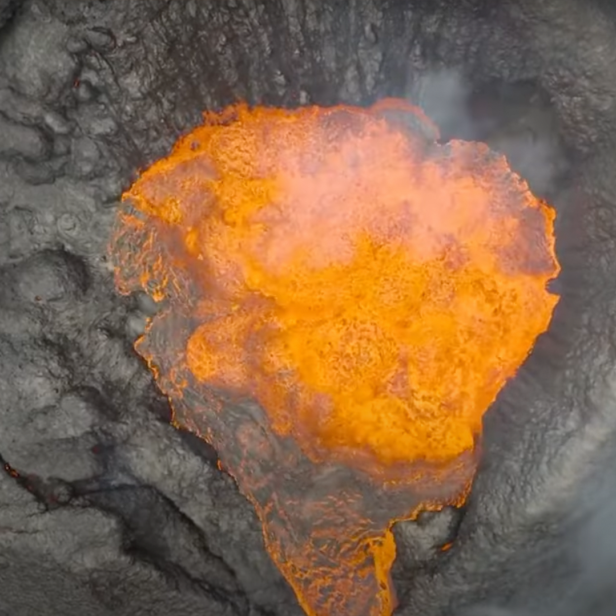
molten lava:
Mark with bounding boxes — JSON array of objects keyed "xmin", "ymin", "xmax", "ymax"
[{"xmin": 110, "ymin": 99, "xmax": 560, "ymax": 616}]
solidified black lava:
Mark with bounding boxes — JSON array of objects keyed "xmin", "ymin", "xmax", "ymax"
[{"xmin": 1, "ymin": 1, "xmax": 616, "ymax": 616}]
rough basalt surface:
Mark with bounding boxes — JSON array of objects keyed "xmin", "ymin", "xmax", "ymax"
[{"xmin": 0, "ymin": 1, "xmax": 615, "ymax": 615}]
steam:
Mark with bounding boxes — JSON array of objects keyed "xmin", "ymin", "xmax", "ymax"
[
  {"xmin": 413, "ymin": 69, "xmax": 476, "ymax": 139},
  {"xmin": 408, "ymin": 70, "xmax": 612, "ymax": 616},
  {"xmin": 454, "ymin": 454, "xmax": 616, "ymax": 616},
  {"xmin": 570, "ymin": 474, "xmax": 616, "ymax": 615},
  {"xmin": 411, "ymin": 69, "xmax": 567, "ymax": 197}
]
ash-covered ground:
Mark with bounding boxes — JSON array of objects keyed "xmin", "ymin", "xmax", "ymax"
[{"xmin": 1, "ymin": 1, "xmax": 616, "ymax": 615}]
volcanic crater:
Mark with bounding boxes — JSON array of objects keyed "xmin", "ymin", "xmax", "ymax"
[{"xmin": 1, "ymin": 2, "xmax": 615, "ymax": 616}]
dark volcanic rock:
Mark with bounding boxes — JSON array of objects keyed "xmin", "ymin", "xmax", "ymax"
[
  {"xmin": 0, "ymin": 0, "xmax": 21, "ymax": 30},
  {"xmin": 1, "ymin": 248, "xmax": 89, "ymax": 305},
  {"xmin": 0, "ymin": 115, "xmax": 50, "ymax": 161},
  {"xmin": 0, "ymin": 7, "xmax": 76, "ymax": 101},
  {"xmin": 0, "ymin": 472, "xmax": 240, "ymax": 616},
  {"xmin": 69, "ymin": 135, "xmax": 101, "ymax": 178},
  {"xmin": 0, "ymin": 0, "xmax": 616, "ymax": 616}
]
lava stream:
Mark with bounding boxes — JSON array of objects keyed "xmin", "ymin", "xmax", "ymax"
[{"xmin": 109, "ymin": 99, "xmax": 560, "ymax": 616}]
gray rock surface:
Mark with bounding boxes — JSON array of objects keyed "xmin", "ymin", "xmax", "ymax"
[
  {"xmin": 0, "ymin": 0, "xmax": 615, "ymax": 615},
  {"xmin": 0, "ymin": 0, "xmax": 21, "ymax": 30}
]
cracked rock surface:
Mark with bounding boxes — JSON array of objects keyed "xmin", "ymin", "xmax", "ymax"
[{"xmin": 1, "ymin": 1, "xmax": 616, "ymax": 615}]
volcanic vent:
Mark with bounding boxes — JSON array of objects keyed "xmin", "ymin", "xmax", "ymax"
[
  {"xmin": 2, "ymin": 1, "xmax": 616, "ymax": 616},
  {"xmin": 110, "ymin": 100, "xmax": 559, "ymax": 615}
]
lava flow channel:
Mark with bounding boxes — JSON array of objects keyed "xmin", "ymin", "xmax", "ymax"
[{"xmin": 109, "ymin": 99, "xmax": 560, "ymax": 616}]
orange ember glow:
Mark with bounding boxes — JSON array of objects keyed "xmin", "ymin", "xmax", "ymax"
[{"xmin": 110, "ymin": 99, "xmax": 560, "ymax": 616}]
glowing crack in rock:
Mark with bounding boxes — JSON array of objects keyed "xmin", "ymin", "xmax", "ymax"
[{"xmin": 109, "ymin": 100, "xmax": 560, "ymax": 616}]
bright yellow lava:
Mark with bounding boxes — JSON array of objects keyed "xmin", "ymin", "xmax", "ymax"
[{"xmin": 110, "ymin": 99, "xmax": 560, "ymax": 616}]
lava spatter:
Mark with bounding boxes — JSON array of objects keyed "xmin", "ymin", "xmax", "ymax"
[{"xmin": 109, "ymin": 100, "xmax": 560, "ymax": 616}]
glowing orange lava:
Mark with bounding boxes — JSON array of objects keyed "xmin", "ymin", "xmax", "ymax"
[{"xmin": 110, "ymin": 99, "xmax": 560, "ymax": 616}]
